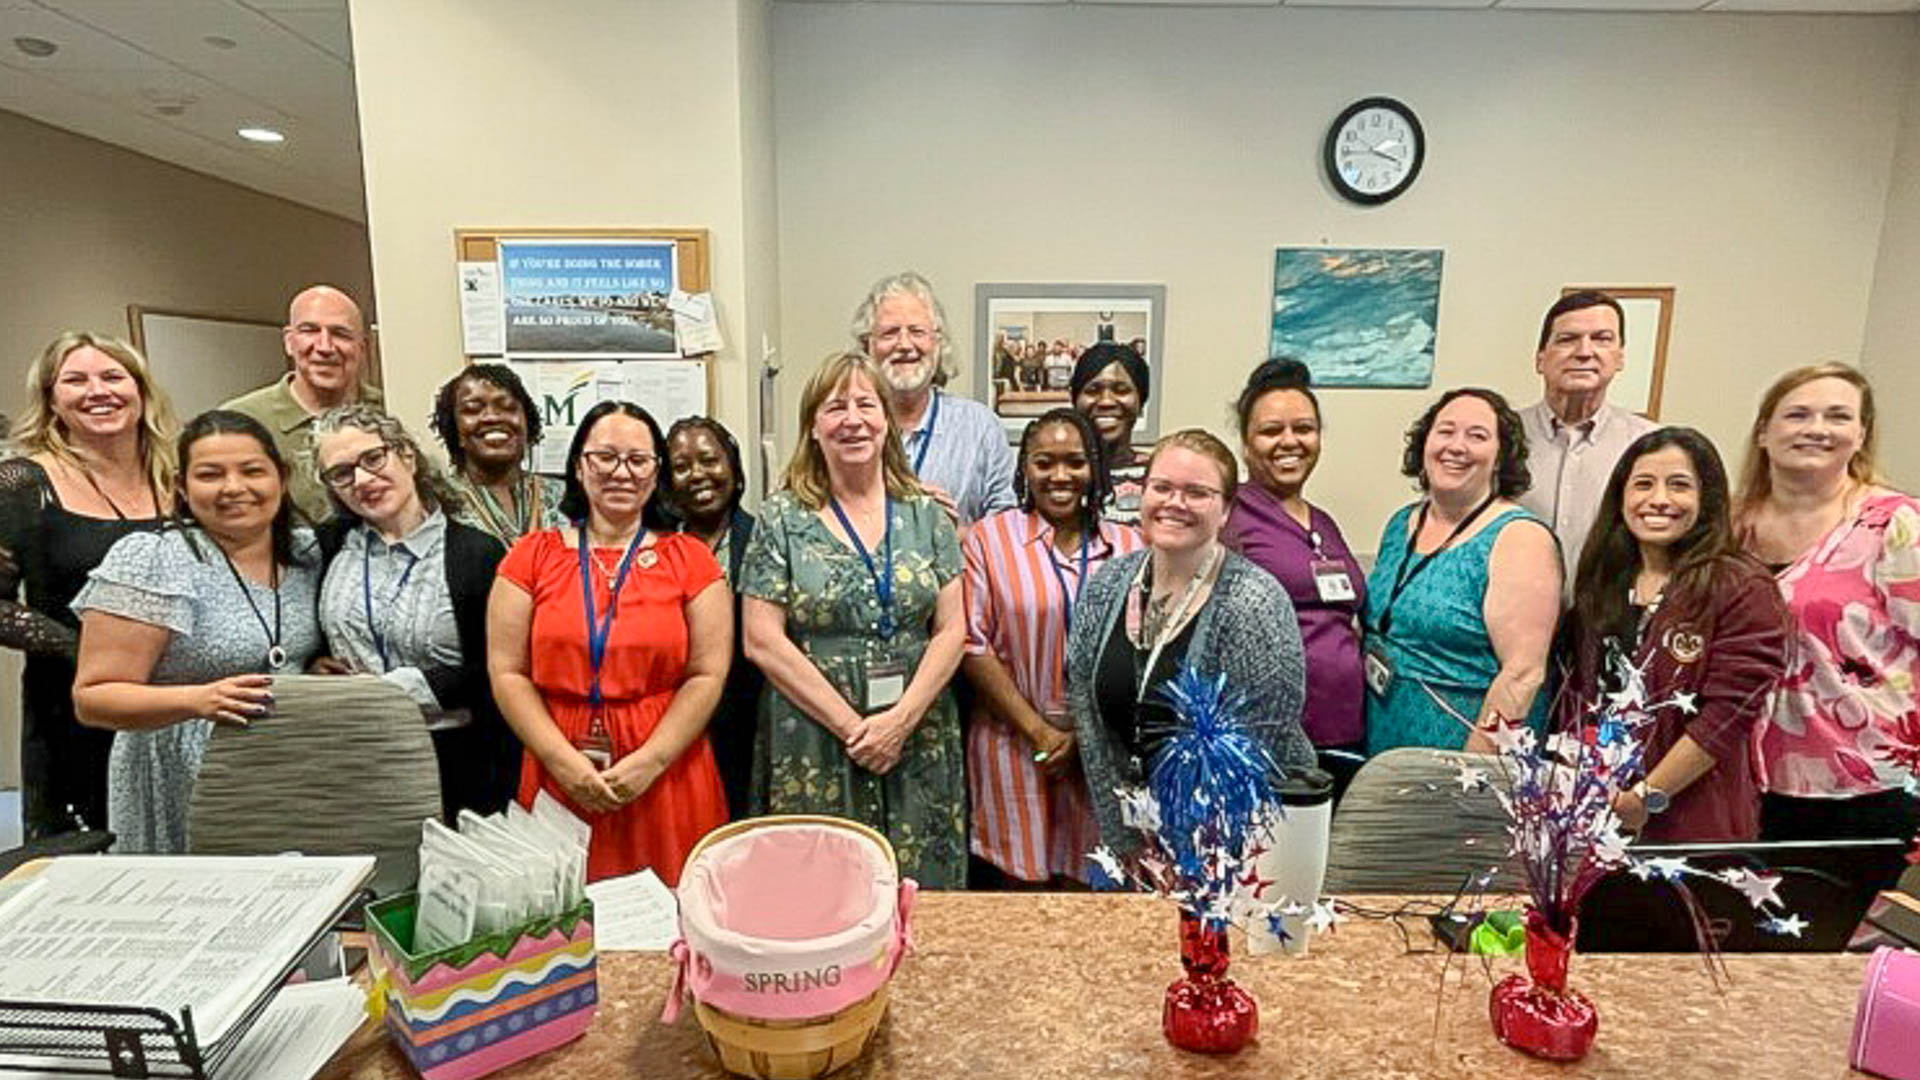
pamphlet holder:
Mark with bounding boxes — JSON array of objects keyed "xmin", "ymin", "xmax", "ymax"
[{"xmin": 0, "ymin": 889, "xmax": 366, "ymax": 1078}]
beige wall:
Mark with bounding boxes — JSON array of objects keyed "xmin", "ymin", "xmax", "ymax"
[
  {"xmin": 0, "ymin": 107, "xmax": 372, "ymax": 790},
  {"xmin": 771, "ymin": 4, "xmax": 1919, "ymax": 552},
  {"xmin": 348, "ymin": 0, "xmax": 776, "ymax": 476},
  {"xmin": 1864, "ymin": 40, "xmax": 1920, "ymax": 488}
]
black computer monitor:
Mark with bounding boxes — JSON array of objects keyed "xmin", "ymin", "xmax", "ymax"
[{"xmin": 1575, "ymin": 838, "xmax": 1910, "ymax": 953}]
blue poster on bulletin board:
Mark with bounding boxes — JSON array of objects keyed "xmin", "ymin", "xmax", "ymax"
[{"xmin": 499, "ymin": 239, "xmax": 679, "ymax": 358}]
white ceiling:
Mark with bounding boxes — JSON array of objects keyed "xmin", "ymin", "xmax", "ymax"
[
  {"xmin": 0, "ymin": 0, "xmax": 363, "ymax": 221},
  {"xmin": 809, "ymin": 0, "xmax": 1920, "ymax": 10},
  {"xmin": 1, "ymin": 0, "xmax": 1913, "ymax": 227}
]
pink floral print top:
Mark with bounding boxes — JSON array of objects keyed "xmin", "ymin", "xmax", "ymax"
[{"xmin": 1755, "ymin": 490, "xmax": 1920, "ymax": 798}]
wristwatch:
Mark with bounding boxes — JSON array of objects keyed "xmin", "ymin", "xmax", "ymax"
[{"xmin": 1633, "ymin": 781, "xmax": 1671, "ymax": 815}]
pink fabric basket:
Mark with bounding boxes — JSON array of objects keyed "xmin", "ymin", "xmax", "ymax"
[
  {"xmin": 663, "ymin": 816, "xmax": 916, "ymax": 1024},
  {"xmin": 1851, "ymin": 946, "xmax": 1920, "ymax": 1080}
]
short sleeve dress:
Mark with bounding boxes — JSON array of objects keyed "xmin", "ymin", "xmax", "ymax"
[
  {"xmin": 496, "ymin": 528, "xmax": 727, "ymax": 886},
  {"xmin": 70, "ymin": 527, "xmax": 323, "ymax": 854},
  {"xmin": 738, "ymin": 490, "xmax": 967, "ymax": 889}
]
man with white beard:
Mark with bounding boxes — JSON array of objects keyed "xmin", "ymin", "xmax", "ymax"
[{"xmin": 851, "ymin": 272, "xmax": 1015, "ymax": 528}]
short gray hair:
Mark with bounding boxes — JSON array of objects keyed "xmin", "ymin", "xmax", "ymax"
[
  {"xmin": 849, "ymin": 270, "xmax": 954, "ymax": 385},
  {"xmin": 309, "ymin": 404, "xmax": 465, "ymax": 525}
]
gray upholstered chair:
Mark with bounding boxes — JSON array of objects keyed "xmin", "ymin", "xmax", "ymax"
[
  {"xmin": 189, "ymin": 673, "xmax": 441, "ymax": 895},
  {"xmin": 1324, "ymin": 747, "xmax": 1518, "ymax": 895}
]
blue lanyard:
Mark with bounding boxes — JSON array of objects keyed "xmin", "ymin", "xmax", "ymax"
[
  {"xmin": 361, "ymin": 532, "xmax": 421, "ymax": 672},
  {"xmin": 909, "ymin": 391, "xmax": 941, "ymax": 475},
  {"xmin": 577, "ymin": 524, "xmax": 648, "ymax": 711},
  {"xmin": 1045, "ymin": 523, "xmax": 1091, "ymax": 635},
  {"xmin": 829, "ymin": 495, "xmax": 896, "ymax": 639}
]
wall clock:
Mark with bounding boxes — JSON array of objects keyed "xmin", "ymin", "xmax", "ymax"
[{"xmin": 1324, "ymin": 97, "xmax": 1425, "ymax": 205}]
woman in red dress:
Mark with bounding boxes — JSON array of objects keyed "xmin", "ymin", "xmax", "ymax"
[{"xmin": 487, "ymin": 401, "xmax": 730, "ymax": 884}]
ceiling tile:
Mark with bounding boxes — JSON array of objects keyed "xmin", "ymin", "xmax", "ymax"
[
  {"xmin": 0, "ymin": 3, "xmax": 175, "ymax": 72},
  {"xmin": 1495, "ymin": 0, "xmax": 1708, "ymax": 9},
  {"xmin": 1287, "ymin": 0, "xmax": 1497, "ymax": 8},
  {"xmin": 1706, "ymin": 0, "xmax": 1919, "ymax": 10},
  {"xmin": 262, "ymin": 6, "xmax": 351, "ymax": 61}
]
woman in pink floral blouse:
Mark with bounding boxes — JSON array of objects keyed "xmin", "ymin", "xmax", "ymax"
[{"xmin": 1737, "ymin": 363, "xmax": 1920, "ymax": 842}]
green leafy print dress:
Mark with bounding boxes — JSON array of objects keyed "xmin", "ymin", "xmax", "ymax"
[{"xmin": 738, "ymin": 490, "xmax": 967, "ymax": 889}]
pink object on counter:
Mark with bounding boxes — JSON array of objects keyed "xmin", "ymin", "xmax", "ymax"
[{"xmin": 1852, "ymin": 946, "xmax": 1920, "ymax": 1080}]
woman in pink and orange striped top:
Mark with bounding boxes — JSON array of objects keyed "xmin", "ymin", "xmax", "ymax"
[{"xmin": 962, "ymin": 409, "xmax": 1143, "ymax": 884}]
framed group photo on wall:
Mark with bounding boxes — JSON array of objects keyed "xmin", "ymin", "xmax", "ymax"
[
  {"xmin": 1560, "ymin": 285, "xmax": 1675, "ymax": 420},
  {"xmin": 973, "ymin": 283, "xmax": 1166, "ymax": 443}
]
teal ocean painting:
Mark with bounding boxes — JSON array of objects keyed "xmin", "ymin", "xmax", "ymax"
[{"xmin": 1269, "ymin": 248, "xmax": 1442, "ymax": 388}]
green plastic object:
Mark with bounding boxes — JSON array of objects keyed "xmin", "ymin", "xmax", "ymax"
[{"xmin": 1469, "ymin": 910, "xmax": 1527, "ymax": 956}]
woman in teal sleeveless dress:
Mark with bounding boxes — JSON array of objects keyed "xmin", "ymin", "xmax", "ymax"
[{"xmin": 1363, "ymin": 389, "xmax": 1563, "ymax": 755}]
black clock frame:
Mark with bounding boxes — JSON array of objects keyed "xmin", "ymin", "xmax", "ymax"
[{"xmin": 1323, "ymin": 96, "xmax": 1426, "ymax": 206}]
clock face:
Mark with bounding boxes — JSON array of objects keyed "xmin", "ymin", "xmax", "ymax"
[{"xmin": 1325, "ymin": 98, "xmax": 1425, "ymax": 205}]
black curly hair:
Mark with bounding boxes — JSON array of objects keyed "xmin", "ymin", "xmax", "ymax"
[
  {"xmin": 1399, "ymin": 387, "xmax": 1531, "ymax": 499},
  {"xmin": 430, "ymin": 363, "xmax": 544, "ymax": 470},
  {"xmin": 1014, "ymin": 407, "xmax": 1111, "ymax": 537}
]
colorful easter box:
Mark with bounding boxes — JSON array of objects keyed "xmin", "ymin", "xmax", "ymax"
[{"xmin": 366, "ymin": 893, "xmax": 597, "ymax": 1080}]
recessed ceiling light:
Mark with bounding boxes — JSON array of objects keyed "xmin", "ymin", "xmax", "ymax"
[
  {"xmin": 203, "ymin": 35, "xmax": 237, "ymax": 50},
  {"xmin": 238, "ymin": 126, "xmax": 285, "ymax": 144},
  {"xmin": 13, "ymin": 36, "xmax": 58, "ymax": 58}
]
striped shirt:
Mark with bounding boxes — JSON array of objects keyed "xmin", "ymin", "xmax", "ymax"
[{"xmin": 963, "ymin": 508, "xmax": 1142, "ymax": 881}]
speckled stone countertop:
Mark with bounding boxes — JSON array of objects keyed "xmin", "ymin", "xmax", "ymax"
[{"xmin": 317, "ymin": 892, "xmax": 1874, "ymax": 1079}]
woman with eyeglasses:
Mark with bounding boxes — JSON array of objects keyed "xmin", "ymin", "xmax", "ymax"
[
  {"xmin": 1067, "ymin": 429, "xmax": 1316, "ymax": 853},
  {"xmin": 486, "ymin": 401, "xmax": 728, "ymax": 885},
  {"xmin": 71, "ymin": 410, "xmax": 323, "ymax": 853},
  {"xmin": 740, "ymin": 351, "xmax": 968, "ymax": 889},
  {"xmin": 309, "ymin": 405, "xmax": 516, "ymax": 820},
  {"xmin": 963, "ymin": 408, "xmax": 1143, "ymax": 885}
]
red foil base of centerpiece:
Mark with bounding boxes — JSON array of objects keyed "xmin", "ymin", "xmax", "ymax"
[
  {"xmin": 1163, "ymin": 911, "xmax": 1259, "ymax": 1054},
  {"xmin": 1490, "ymin": 908, "xmax": 1599, "ymax": 1062}
]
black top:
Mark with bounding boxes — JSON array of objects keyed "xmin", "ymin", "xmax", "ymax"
[
  {"xmin": 1093, "ymin": 606, "xmax": 1199, "ymax": 780},
  {"xmin": 708, "ymin": 505, "xmax": 762, "ymax": 820},
  {"xmin": 316, "ymin": 514, "xmax": 516, "ymax": 817},
  {"xmin": 0, "ymin": 457, "xmax": 164, "ymax": 837}
]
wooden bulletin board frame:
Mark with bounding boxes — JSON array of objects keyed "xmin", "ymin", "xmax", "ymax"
[
  {"xmin": 454, "ymin": 226, "xmax": 713, "ymax": 399},
  {"xmin": 1559, "ymin": 285, "xmax": 1675, "ymax": 421}
]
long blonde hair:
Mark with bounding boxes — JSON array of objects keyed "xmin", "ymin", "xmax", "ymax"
[
  {"xmin": 1735, "ymin": 362, "xmax": 1880, "ymax": 523},
  {"xmin": 781, "ymin": 351, "xmax": 923, "ymax": 509},
  {"xmin": 10, "ymin": 332, "xmax": 178, "ymax": 498}
]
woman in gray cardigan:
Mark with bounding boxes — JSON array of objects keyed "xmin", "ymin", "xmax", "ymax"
[{"xmin": 1067, "ymin": 429, "xmax": 1315, "ymax": 854}]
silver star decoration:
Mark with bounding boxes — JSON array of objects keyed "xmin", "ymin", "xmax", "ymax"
[
  {"xmin": 1306, "ymin": 901, "xmax": 1340, "ymax": 934},
  {"xmin": 1761, "ymin": 913, "xmax": 1808, "ymax": 938}
]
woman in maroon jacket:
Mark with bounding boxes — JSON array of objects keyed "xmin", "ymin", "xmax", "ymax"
[{"xmin": 1563, "ymin": 427, "xmax": 1788, "ymax": 842}]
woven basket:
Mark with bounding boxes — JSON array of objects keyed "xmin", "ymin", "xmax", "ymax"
[{"xmin": 681, "ymin": 815, "xmax": 900, "ymax": 1080}]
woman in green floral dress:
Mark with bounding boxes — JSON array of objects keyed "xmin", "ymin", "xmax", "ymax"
[{"xmin": 740, "ymin": 351, "xmax": 968, "ymax": 888}]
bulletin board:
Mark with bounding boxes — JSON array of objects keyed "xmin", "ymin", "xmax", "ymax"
[{"xmin": 452, "ymin": 228, "xmax": 716, "ymax": 456}]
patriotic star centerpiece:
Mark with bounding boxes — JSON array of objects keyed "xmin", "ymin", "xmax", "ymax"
[
  {"xmin": 1449, "ymin": 656, "xmax": 1804, "ymax": 1062},
  {"xmin": 1084, "ymin": 665, "xmax": 1331, "ymax": 1054}
]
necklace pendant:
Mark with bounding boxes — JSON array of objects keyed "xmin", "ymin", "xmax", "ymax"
[{"xmin": 267, "ymin": 645, "xmax": 288, "ymax": 670}]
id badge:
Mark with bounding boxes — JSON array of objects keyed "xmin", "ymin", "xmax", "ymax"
[
  {"xmin": 1362, "ymin": 639, "xmax": 1395, "ymax": 699},
  {"xmin": 577, "ymin": 713, "xmax": 614, "ymax": 769},
  {"xmin": 1312, "ymin": 559, "xmax": 1357, "ymax": 603},
  {"xmin": 863, "ymin": 659, "xmax": 908, "ymax": 713}
]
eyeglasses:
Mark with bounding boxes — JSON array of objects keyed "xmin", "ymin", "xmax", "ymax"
[
  {"xmin": 582, "ymin": 448, "xmax": 659, "ymax": 478},
  {"xmin": 871, "ymin": 324, "xmax": 936, "ymax": 347},
  {"xmin": 1144, "ymin": 477, "xmax": 1222, "ymax": 506},
  {"xmin": 320, "ymin": 444, "xmax": 397, "ymax": 489}
]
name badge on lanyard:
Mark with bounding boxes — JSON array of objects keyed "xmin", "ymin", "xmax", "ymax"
[{"xmin": 577, "ymin": 525, "xmax": 648, "ymax": 768}]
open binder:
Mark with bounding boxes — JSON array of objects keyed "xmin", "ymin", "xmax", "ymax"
[{"xmin": 0, "ymin": 855, "xmax": 375, "ymax": 1079}]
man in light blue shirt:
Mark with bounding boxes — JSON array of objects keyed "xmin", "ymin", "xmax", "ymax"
[{"xmin": 851, "ymin": 272, "xmax": 1015, "ymax": 528}]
